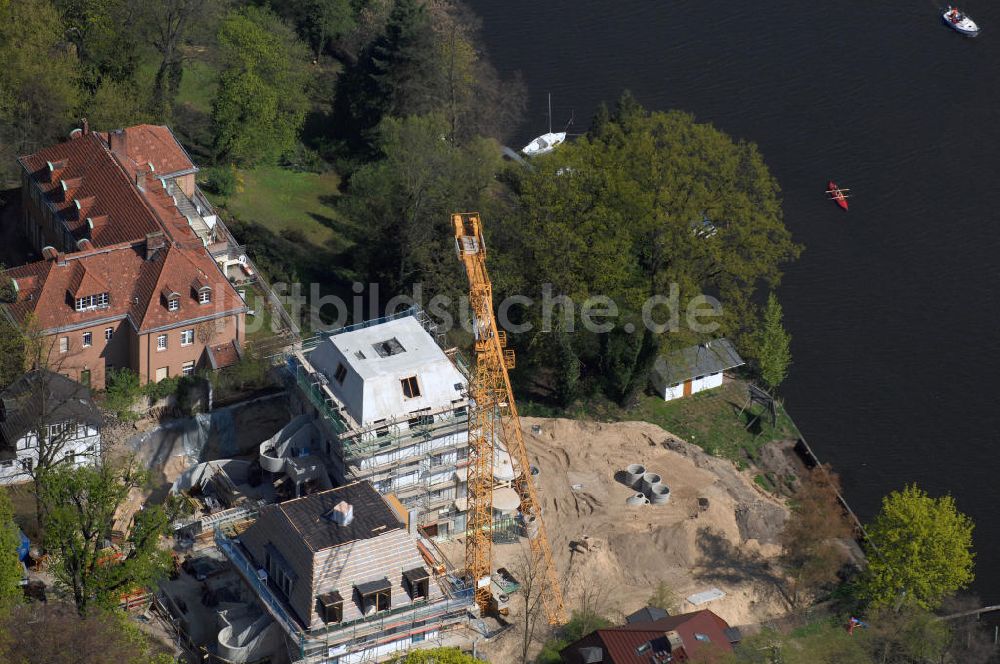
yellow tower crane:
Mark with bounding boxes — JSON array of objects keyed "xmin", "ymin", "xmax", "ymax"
[{"xmin": 452, "ymin": 212, "xmax": 566, "ymax": 626}]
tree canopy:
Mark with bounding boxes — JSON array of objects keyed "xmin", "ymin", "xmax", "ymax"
[
  {"xmin": 388, "ymin": 647, "xmax": 484, "ymax": 663},
  {"xmin": 859, "ymin": 484, "xmax": 974, "ymax": 611},
  {"xmin": 0, "ymin": 0, "xmax": 80, "ymax": 179},
  {"xmin": 40, "ymin": 462, "xmax": 179, "ymax": 615},
  {"xmin": 211, "ymin": 6, "xmax": 310, "ymax": 165},
  {"xmin": 753, "ymin": 292, "xmax": 792, "ymax": 391},
  {"xmin": 491, "ymin": 95, "xmax": 801, "ymax": 405},
  {"xmin": 340, "ymin": 112, "xmax": 502, "ymax": 301},
  {"xmin": 0, "ymin": 490, "xmax": 23, "ymax": 612}
]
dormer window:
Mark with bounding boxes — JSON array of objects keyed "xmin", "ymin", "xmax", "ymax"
[
  {"xmin": 192, "ymin": 277, "xmax": 212, "ymax": 305},
  {"xmin": 168, "ymin": 298, "xmax": 179, "ymax": 311},
  {"xmin": 75, "ymin": 293, "xmax": 109, "ymax": 312}
]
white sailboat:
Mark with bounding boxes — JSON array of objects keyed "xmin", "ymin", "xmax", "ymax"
[{"xmin": 522, "ymin": 94, "xmax": 566, "ymax": 157}]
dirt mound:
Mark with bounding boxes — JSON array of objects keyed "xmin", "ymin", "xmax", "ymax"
[{"xmin": 482, "ymin": 417, "xmax": 792, "ymax": 635}]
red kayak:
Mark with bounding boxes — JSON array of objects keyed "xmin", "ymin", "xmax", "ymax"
[{"xmin": 827, "ymin": 181, "xmax": 849, "ymax": 210}]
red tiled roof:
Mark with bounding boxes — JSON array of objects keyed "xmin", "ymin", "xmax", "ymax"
[
  {"xmin": 4, "ymin": 242, "xmax": 245, "ymax": 334},
  {"xmin": 135, "ymin": 243, "xmax": 244, "ymax": 331},
  {"xmin": 101, "ymin": 125, "xmax": 195, "ymax": 177},
  {"xmin": 67, "ymin": 262, "xmax": 108, "ymax": 298},
  {"xmin": 18, "ymin": 133, "xmax": 163, "ymax": 248},
  {"xmin": 561, "ymin": 610, "xmax": 734, "ymax": 663},
  {"xmin": 208, "ymin": 341, "xmax": 241, "ymax": 369}
]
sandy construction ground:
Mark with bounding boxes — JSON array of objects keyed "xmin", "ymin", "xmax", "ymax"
[{"xmin": 469, "ymin": 417, "xmax": 793, "ymax": 661}]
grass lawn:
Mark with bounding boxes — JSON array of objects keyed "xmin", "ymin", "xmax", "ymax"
[
  {"xmin": 523, "ymin": 379, "xmax": 800, "ymax": 463},
  {"xmin": 221, "ymin": 166, "xmax": 350, "ymax": 251},
  {"xmin": 177, "ymin": 58, "xmax": 219, "ymax": 115},
  {"xmin": 628, "ymin": 380, "xmax": 800, "ymax": 461}
]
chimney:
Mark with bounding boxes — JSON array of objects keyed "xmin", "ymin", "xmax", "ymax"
[
  {"xmin": 135, "ymin": 163, "xmax": 153, "ymax": 191},
  {"xmin": 56, "ymin": 252, "xmax": 67, "ymax": 267},
  {"xmin": 109, "ymin": 129, "xmax": 127, "ymax": 161},
  {"xmin": 665, "ymin": 631, "xmax": 684, "ymax": 651},
  {"xmin": 329, "ymin": 500, "xmax": 354, "ymax": 526},
  {"xmin": 145, "ymin": 231, "xmax": 166, "ymax": 260}
]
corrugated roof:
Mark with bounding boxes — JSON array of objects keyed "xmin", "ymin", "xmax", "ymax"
[{"xmin": 652, "ymin": 339, "xmax": 745, "ymax": 387}]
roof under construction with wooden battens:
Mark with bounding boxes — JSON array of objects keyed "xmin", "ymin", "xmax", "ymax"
[{"xmin": 263, "ymin": 481, "xmax": 403, "ymax": 552}]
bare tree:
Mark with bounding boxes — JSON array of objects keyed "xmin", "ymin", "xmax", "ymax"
[
  {"xmin": 135, "ymin": 0, "xmax": 222, "ymax": 119},
  {"xmin": 509, "ymin": 543, "xmax": 549, "ymax": 664},
  {"xmin": 1, "ymin": 315, "xmax": 100, "ymax": 530}
]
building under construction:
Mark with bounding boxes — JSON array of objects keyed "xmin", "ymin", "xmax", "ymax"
[
  {"xmin": 216, "ymin": 481, "xmax": 475, "ymax": 664},
  {"xmin": 289, "ymin": 310, "xmax": 471, "ymax": 539}
]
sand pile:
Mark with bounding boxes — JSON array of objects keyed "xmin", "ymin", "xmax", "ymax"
[{"xmin": 488, "ymin": 417, "xmax": 793, "ymax": 632}]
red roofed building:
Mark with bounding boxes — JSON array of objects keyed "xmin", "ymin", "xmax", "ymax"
[
  {"xmin": 3, "ymin": 122, "xmax": 247, "ymax": 389},
  {"xmin": 560, "ymin": 610, "xmax": 739, "ymax": 664}
]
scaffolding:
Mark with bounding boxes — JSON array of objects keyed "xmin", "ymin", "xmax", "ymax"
[{"xmin": 288, "ymin": 309, "xmax": 473, "ymax": 538}]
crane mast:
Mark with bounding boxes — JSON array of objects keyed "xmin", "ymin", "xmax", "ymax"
[{"xmin": 452, "ymin": 212, "xmax": 566, "ymax": 625}]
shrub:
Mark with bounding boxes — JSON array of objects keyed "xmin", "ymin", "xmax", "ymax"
[
  {"xmin": 201, "ymin": 165, "xmax": 240, "ymax": 197},
  {"xmin": 104, "ymin": 368, "xmax": 142, "ymax": 419}
]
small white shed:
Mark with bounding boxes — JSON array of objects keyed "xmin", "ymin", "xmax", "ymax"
[{"xmin": 650, "ymin": 339, "xmax": 745, "ymax": 401}]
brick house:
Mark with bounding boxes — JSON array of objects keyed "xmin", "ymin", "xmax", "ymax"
[{"xmin": 1, "ymin": 122, "xmax": 246, "ymax": 389}]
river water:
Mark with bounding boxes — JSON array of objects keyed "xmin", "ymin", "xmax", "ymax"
[{"xmin": 466, "ymin": 0, "xmax": 1000, "ymax": 601}]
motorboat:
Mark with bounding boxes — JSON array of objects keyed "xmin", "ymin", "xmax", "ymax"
[{"xmin": 943, "ymin": 6, "xmax": 980, "ymax": 36}]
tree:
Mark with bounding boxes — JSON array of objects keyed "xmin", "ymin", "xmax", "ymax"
[
  {"xmin": 858, "ymin": 605, "xmax": 949, "ymax": 664},
  {"xmin": 647, "ymin": 580, "xmax": 680, "ymax": 614},
  {"xmin": 211, "ymin": 6, "xmax": 310, "ymax": 165},
  {"xmin": 387, "ymin": 647, "xmax": 484, "ymax": 663},
  {"xmin": 339, "ymin": 113, "xmax": 502, "ymax": 300},
  {"xmin": 136, "ymin": 0, "xmax": 221, "ymax": 120},
  {"xmin": 858, "ymin": 484, "xmax": 974, "ymax": 611},
  {"xmin": 780, "ymin": 465, "xmax": 853, "ymax": 606},
  {"xmin": 0, "ymin": 0, "xmax": 80, "ymax": 181},
  {"xmin": 333, "ymin": 0, "xmax": 438, "ymax": 149},
  {"xmin": 509, "ymin": 545, "xmax": 548, "ymax": 664},
  {"xmin": 493, "ymin": 96, "xmax": 800, "ymax": 405},
  {"xmin": 752, "ymin": 292, "xmax": 791, "ymax": 391},
  {"xmin": 270, "ymin": 0, "xmax": 356, "ymax": 60},
  {"xmin": 0, "ymin": 490, "xmax": 23, "ymax": 612},
  {"xmin": 82, "ymin": 78, "xmax": 151, "ymax": 131},
  {"xmin": 55, "ymin": 0, "xmax": 138, "ymax": 90},
  {"xmin": 0, "ymin": 601, "xmax": 174, "ymax": 663},
  {"xmin": 39, "ymin": 461, "xmax": 179, "ymax": 615},
  {"xmin": 0, "ymin": 315, "xmax": 25, "ymax": 392}
]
